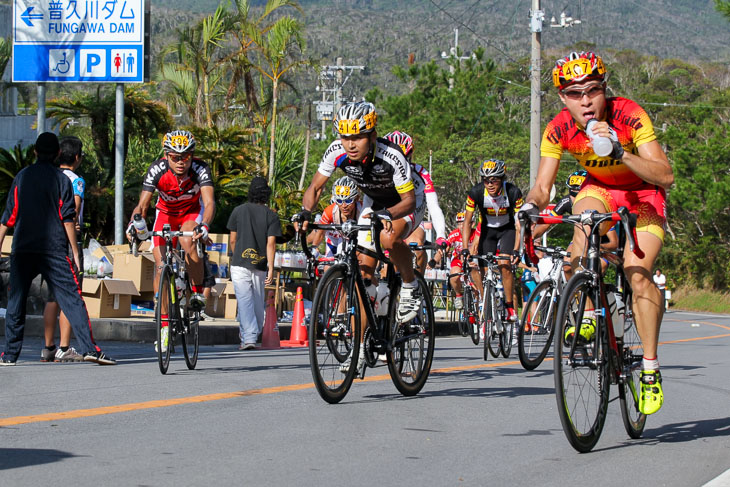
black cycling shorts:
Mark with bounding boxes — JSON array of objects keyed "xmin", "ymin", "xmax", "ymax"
[{"xmin": 478, "ymin": 225, "xmax": 516, "ymax": 257}]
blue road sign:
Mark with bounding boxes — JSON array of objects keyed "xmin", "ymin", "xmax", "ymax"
[{"xmin": 12, "ymin": 0, "xmax": 147, "ymax": 83}]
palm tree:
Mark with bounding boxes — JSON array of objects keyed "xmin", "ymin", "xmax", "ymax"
[
  {"xmin": 0, "ymin": 143, "xmax": 35, "ymax": 205},
  {"xmin": 158, "ymin": 4, "xmax": 230, "ymax": 127},
  {"xmin": 244, "ymin": 10, "xmax": 311, "ymax": 183}
]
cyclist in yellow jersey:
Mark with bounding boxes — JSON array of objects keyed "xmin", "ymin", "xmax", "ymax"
[{"xmin": 520, "ymin": 51, "xmax": 674, "ymax": 415}]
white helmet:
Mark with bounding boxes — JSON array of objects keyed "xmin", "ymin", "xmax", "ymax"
[
  {"xmin": 331, "ymin": 176, "xmax": 359, "ymax": 204},
  {"xmin": 333, "ymin": 102, "xmax": 377, "ymax": 136}
]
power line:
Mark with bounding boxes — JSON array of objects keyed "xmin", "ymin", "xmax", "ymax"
[{"xmin": 638, "ymin": 101, "xmax": 730, "ymax": 110}]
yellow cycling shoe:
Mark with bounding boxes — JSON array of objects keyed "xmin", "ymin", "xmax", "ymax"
[
  {"xmin": 639, "ymin": 370, "xmax": 664, "ymax": 415},
  {"xmin": 564, "ymin": 317, "xmax": 596, "ymax": 345}
]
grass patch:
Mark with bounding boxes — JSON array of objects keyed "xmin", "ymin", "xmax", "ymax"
[{"xmin": 670, "ymin": 285, "xmax": 730, "ymax": 314}]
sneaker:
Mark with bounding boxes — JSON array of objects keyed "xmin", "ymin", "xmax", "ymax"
[
  {"xmin": 479, "ymin": 323, "xmax": 485, "ymax": 341},
  {"xmin": 0, "ymin": 353, "xmax": 16, "ymax": 366},
  {"xmin": 83, "ymin": 351, "xmax": 117, "ymax": 365},
  {"xmin": 41, "ymin": 347, "xmax": 56, "ymax": 362},
  {"xmin": 239, "ymin": 343, "xmax": 256, "ymax": 351},
  {"xmin": 397, "ymin": 285, "xmax": 422, "ymax": 323},
  {"xmin": 339, "ymin": 349, "xmax": 366, "ymax": 377},
  {"xmin": 564, "ymin": 317, "xmax": 596, "ymax": 345},
  {"xmin": 639, "ymin": 370, "xmax": 664, "ymax": 415},
  {"xmin": 454, "ymin": 296, "xmax": 464, "ymax": 310},
  {"xmin": 155, "ymin": 327, "xmax": 169, "ymax": 353},
  {"xmin": 200, "ymin": 311, "xmax": 215, "ymax": 321},
  {"xmin": 506, "ymin": 307, "xmax": 518, "ymax": 322},
  {"xmin": 190, "ymin": 293, "xmax": 207, "ymax": 311},
  {"xmin": 55, "ymin": 347, "xmax": 83, "ymax": 362}
]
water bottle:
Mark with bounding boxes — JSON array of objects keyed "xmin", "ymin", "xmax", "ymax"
[
  {"xmin": 495, "ymin": 280, "xmax": 505, "ymax": 300},
  {"xmin": 133, "ymin": 213, "xmax": 149, "ymax": 241},
  {"xmin": 365, "ymin": 281, "xmax": 377, "ymax": 308},
  {"xmin": 606, "ymin": 290, "xmax": 625, "ymax": 338},
  {"xmin": 175, "ymin": 277, "xmax": 185, "ymax": 298},
  {"xmin": 375, "ymin": 281, "xmax": 389, "ymax": 316},
  {"xmin": 585, "ymin": 119, "xmax": 613, "ymax": 157}
]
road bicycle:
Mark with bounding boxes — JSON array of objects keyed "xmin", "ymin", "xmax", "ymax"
[
  {"xmin": 452, "ymin": 259, "xmax": 481, "ymax": 344},
  {"xmin": 517, "ymin": 245, "xmax": 569, "ymax": 370},
  {"xmin": 519, "ymin": 207, "xmax": 646, "ymax": 452},
  {"xmin": 132, "ymin": 224, "xmax": 204, "ymax": 375},
  {"xmin": 300, "ymin": 218, "xmax": 436, "ymax": 404},
  {"xmin": 474, "ymin": 253, "xmax": 515, "ymax": 360}
]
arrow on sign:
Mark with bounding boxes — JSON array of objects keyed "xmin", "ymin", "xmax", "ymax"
[{"xmin": 20, "ymin": 6, "xmax": 44, "ymax": 27}]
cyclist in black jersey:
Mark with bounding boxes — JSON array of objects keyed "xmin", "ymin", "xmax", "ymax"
[{"xmin": 296, "ymin": 102, "xmax": 426, "ymax": 326}]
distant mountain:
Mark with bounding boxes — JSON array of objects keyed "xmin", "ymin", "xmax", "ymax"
[{"xmin": 151, "ymin": 0, "xmax": 730, "ymax": 99}]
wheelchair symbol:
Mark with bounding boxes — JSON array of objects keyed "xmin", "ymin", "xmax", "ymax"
[{"xmin": 53, "ymin": 52, "xmax": 71, "ymax": 74}]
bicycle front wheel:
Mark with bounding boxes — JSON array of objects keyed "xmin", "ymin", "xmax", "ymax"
[
  {"xmin": 181, "ymin": 278, "xmax": 199, "ymax": 370},
  {"xmin": 554, "ymin": 273, "xmax": 610, "ymax": 453},
  {"xmin": 308, "ymin": 265, "xmax": 360, "ymax": 404},
  {"xmin": 155, "ymin": 266, "xmax": 174, "ymax": 375},
  {"xmin": 486, "ymin": 289, "xmax": 501, "ymax": 359},
  {"xmin": 618, "ymin": 291, "xmax": 646, "ymax": 439},
  {"xmin": 518, "ymin": 280, "xmax": 557, "ymax": 370},
  {"xmin": 458, "ymin": 287, "xmax": 472, "ymax": 337},
  {"xmin": 468, "ymin": 286, "xmax": 480, "ymax": 345},
  {"xmin": 500, "ymin": 317, "xmax": 514, "ymax": 358},
  {"xmin": 387, "ymin": 274, "xmax": 436, "ymax": 396}
]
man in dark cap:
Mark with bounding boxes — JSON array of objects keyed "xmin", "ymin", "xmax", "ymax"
[
  {"xmin": 227, "ymin": 177, "xmax": 282, "ymax": 350},
  {"xmin": 0, "ymin": 132, "xmax": 116, "ymax": 365}
]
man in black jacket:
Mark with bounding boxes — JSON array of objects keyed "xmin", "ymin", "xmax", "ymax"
[{"xmin": 0, "ymin": 132, "xmax": 115, "ymax": 365}]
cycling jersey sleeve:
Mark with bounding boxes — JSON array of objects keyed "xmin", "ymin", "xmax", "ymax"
[
  {"xmin": 319, "ymin": 204, "xmax": 335, "ymax": 224},
  {"xmin": 317, "ymin": 140, "xmax": 345, "ymax": 178},
  {"xmin": 382, "ymin": 144, "xmax": 414, "ymax": 194},
  {"xmin": 142, "ymin": 160, "xmax": 165, "ymax": 193},
  {"xmin": 465, "ymin": 185, "xmax": 480, "ymax": 213},
  {"xmin": 508, "ymin": 184, "xmax": 524, "ymax": 213},
  {"xmin": 630, "ymin": 104, "xmax": 657, "ymax": 148},
  {"xmin": 192, "ymin": 160, "xmax": 214, "ymax": 187},
  {"xmin": 425, "ymin": 191, "xmax": 446, "ymax": 239}
]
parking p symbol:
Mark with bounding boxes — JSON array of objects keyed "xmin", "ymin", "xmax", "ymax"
[
  {"xmin": 79, "ymin": 49, "xmax": 106, "ymax": 78},
  {"xmin": 86, "ymin": 54, "xmax": 101, "ymax": 72}
]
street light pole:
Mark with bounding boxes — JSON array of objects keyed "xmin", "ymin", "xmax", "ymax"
[{"xmin": 529, "ymin": 0, "xmax": 544, "ymax": 188}]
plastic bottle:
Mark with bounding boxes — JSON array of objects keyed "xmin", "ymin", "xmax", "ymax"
[
  {"xmin": 365, "ymin": 281, "xmax": 377, "ymax": 309},
  {"xmin": 133, "ymin": 214, "xmax": 149, "ymax": 241},
  {"xmin": 375, "ymin": 281, "xmax": 389, "ymax": 316},
  {"xmin": 585, "ymin": 119, "xmax": 613, "ymax": 157},
  {"xmin": 606, "ymin": 290, "xmax": 625, "ymax": 338}
]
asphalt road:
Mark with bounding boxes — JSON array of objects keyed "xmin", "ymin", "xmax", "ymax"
[{"xmin": 1, "ymin": 310, "xmax": 729, "ymax": 486}]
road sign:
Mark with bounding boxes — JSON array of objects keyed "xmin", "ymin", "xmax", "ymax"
[{"xmin": 12, "ymin": 0, "xmax": 149, "ymax": 83}]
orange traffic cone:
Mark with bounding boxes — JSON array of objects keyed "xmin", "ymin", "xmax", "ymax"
[
  {"xmin": 260, "ymin": 290, "xmax": 280, "ymax": 350},
  {"xmin": 281, "ymin": 286, "xmax": 308, "ymax": 347}
]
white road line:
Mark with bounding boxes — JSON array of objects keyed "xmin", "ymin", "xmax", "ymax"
[{"xmin": 704, "ymin": 468, "xmax": 730, "ymax": 487}]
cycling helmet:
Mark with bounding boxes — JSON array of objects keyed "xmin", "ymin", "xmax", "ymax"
[
  {"xmin": 331, "ymin": 176, "xmax": 359, "ymax": 204},
  {"xmin": 566, "ymin": 169, "xmax": 588, "ymax": 193},
  {"xmin": 552, "ymin": 51, "xmax": 606, "ymax": 90},
  {"xmin": 455, "ymin": 211, "xmax": 466, "ymax": 223},
  {"xmin": 384, "ymin": 130, "xmax": 414, "ymax": 160},
  {"xmin": 333, "ymin": 102, "xmax": 377, "ymax": 136},
  {"xmin": 479, "ymin": 158, "xmax": 506, "ymax": 179},
  {"xmin": 163, "ymin": 130, "xmax": 196, "ymax": 153}
]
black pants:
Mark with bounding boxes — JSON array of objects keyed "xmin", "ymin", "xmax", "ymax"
[{"xmin": 4, "ymin": 252, "xmax": 99, "ymax": 361}]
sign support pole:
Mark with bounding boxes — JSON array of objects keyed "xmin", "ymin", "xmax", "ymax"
[
  {"xmin": 36, "ymin": 83, "xmax": 46, "ymax": 135},
  {"xmin": 114, "ymin": 83, "xmax": 124, "ymax": 245}
]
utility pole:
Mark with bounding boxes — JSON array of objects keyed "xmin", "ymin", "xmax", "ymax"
[
  {"xmin": 313, "ymin": 59, "xmax": 364, "ymax": 140},
  {"xmin": 441, "ymin": 28, "xmax": 473, "ymax": 91},
  {"xmin": 529, "ymin": 0, "xmax": 544, "ymax": 188}
]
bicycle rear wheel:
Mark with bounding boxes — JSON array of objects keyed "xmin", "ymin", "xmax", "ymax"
[
  {"xmin": 181, "ymin": 277, "xmax": 199, "ymax": 370},
  {"xmin": 518, "ymin": 280, "xmax": 557, "ymax": 370},
  {"xmin": 485, "ymin": 289, "xmax": 501, "ymax": 359},
  {"xmin": 468, "ymin": 287, "xmax": 480, "ymax": 345},
  {"xmin": 500, "ymin": 318, "xmax": 514, "ymax": 358},
  {"xmin": 308, "ymin": 265, "xmax": 360, "ymax": 404},
  {"xmin": 458, "ymin": 287, "xmax": 472, "ymax": 337},
  {"xmin": 554, "ymin": 273, "xmax": 610, "ymax": 453},
  {"xmin": 618, "ymin": 290, "xmax": 646, "ymax": 439},
  {"xmin": 387, "ymin": 274, "xmax": 436, "ymax": 396},
  {"xmin": 155, "ymin": 266, "xmax": 174, "ymax": 375}
]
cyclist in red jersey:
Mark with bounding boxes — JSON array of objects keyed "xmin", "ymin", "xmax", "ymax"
[
  {"xmin": 128, "ymin": 130, "xmax": 215, "ymax": 312},
  {"xmin": 520, "ymin": 51, "xmax": 674, "ymax": 415}
]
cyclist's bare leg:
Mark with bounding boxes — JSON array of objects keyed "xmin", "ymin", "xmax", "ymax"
[
  {"xmin": 450, "ymin": 264, "xmax": 463, "ymax": 295},
  {"xmin": 180, "ymin": 219, "xmax": 203, "ymax": 286},
  {"xmin": 570, "ymin": 196, "xmax": 611, "ymax": 313},
  {"xmin": 404, "ymin": 226, "xmax": 426, "ymax": 274},
  {"xmin": 499, "ymin": 262, "xmax": 514, "ymax": 303},
  {"xmin": 381, "ymin": 218, "xmax": 415, "ymax": 283},
  {"xmin": 623, "ymin": 232, "xmax": 664, "ymax": 361}
]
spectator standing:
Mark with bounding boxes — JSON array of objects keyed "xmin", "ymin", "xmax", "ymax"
[
  {"xmin": 653, "ymin": 269, "xmax": 667, "ymax": 310},
  {"xmin": 41, "ymin": 136, "xmax": 86, "ymax": 362},
  {"xmin": 227, "ymin": 177, "xmax": 281, "ymax": 350},
  {"xmin": 0, "ymin": 132, "xmax": 115, "ymax": 365}
]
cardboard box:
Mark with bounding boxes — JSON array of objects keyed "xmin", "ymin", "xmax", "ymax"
[
  {"xmin": 224, "ymin": 281, "xmax": 237, "ymax": 319},
  {"xmin": 131, "ymin": 303, "xmax": 155, "ymax": 317},
  {"xmin": 82, "ymin": 278, "xmax": 139, "ymax": 318},
  {"xmin": 113, "ymin": 252, "xmax": 156, "ymax": 292},
  {"xmin": 1, "ymin": 236, "xmax": 11, "ymax": 256},
  {"xmin": 204, "ymin": 283, "xmax": 228, "ymax": 317},
  {"xmin": 206, "ymin": 233, "xmax": 229, "ymax": 255}
]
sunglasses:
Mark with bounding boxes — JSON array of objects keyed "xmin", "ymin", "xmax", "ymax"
[
  {"xmin": 561, "ymin": 84, "xmax": 605, "ymax": 101},
  {"xmin": 168, "ymin": 152, "xmax": 192, "ymax": 163},
  {"xmin": 483, "ymin": 177, "xmax": 502, "ymax": 185},
  {"xmin": 334, "ymin": 197, "xmax": 357, "ymax": 205}
]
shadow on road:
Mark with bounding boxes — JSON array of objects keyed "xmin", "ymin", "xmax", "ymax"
[{"xmin": 0, "ymin": 448, "xmax": 79, "ymax": 470}]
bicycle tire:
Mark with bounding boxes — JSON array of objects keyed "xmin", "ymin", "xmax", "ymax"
[
  {"xmin": 308, "ymin": 265, "xmax": 360, "ymax": 404},
  {"xmin": 155, "ymin": 266, "xmax": 174, "ymax": 375},
  {"xmin": 554, "ymin": 273, "xmax": 610, "ymax": 453},
  {"xmin": 500, "ymin": 317, "xmax": 514, "ymax": 358},
  {"xmin": 181, "ymin": 277, "xmax": 199, "ymax": 370},
  {"xmin": 518, "ymin": 280, "xmax": 557, "ymax": 370},
  {"xmin": 618, "ymin": 289, "xmax": 646, "ymax": 439},
  {"xmin": 458, "ymin": 287, "xmax": 472, "ymax": 337},
  {"xmin": 486, "ymin": 287, "xmax": 500, "ymax": 359},
  {"xmin": 387, "ymin": 274, "xmax": 436, "ymax": 396},
  {"xmin": 468, "ymin": 286, "xmax": 480, "ymax": 345}
]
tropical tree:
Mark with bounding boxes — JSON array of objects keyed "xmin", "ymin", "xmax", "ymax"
[{"xmin": 0, "ymin": 143, "xmax": 35, "ymax": 206}]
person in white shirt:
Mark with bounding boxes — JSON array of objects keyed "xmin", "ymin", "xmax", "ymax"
[{"xmin": 653, "ymin": 269, "xmax": 667, "ymax": 310}]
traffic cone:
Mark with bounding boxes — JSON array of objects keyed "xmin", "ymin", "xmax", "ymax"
[
  {"xmin": 260, "ymin": 290, "xmax": 280, "ymax": 350},
  {"xmin": 281, "ymin": 286, "xmax": 308, "ymax": 347}
]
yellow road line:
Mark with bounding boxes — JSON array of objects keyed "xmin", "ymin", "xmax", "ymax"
[{"xmin": 1, "ymin": 325, "xmax": 728, "ymax": 427}]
